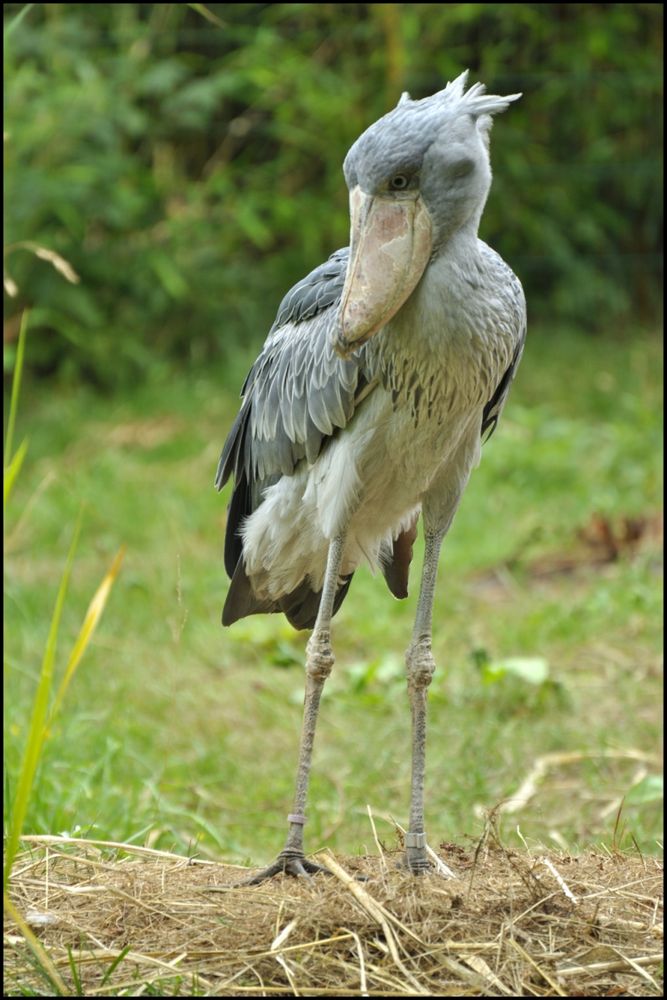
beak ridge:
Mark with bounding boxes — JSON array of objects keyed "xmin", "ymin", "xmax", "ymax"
[{"xmin": 335, "ymin": 186, "xmax": 433, "ymax": 356}]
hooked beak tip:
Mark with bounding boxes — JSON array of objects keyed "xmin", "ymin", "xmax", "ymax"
[
  {"xmin": 335, "ymin": 187, "xmax": 433, "ymax": 351},
  {"xmin": 333, "ymin": 324, "xmax": 367, "ymax": 358}
]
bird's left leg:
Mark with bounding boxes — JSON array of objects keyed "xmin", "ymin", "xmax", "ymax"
[
  {"xmin": 403, "ymin": 527, "xmax": 446, "ymax": 874},
  {"xmin": 242, "ymin": 534, "xmax": 345, "ymax": 885}
]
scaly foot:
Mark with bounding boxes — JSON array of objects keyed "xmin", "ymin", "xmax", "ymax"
[
  {"xmin": 239, "ymin": 850, "xmax": 333, "ymax": 886},
  {"xmin": 399, "ymin": 835, "xmax": 457, "ymax": 878},
  {"xmin": 401, "ymin": 846, "xmax": 432, "ymax": 874}
]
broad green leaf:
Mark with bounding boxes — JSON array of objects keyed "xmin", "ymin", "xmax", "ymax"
[
  {"xmin": 499, "ymin": 657, "xmax": 550, "ymax": 685},
  {"xmin": 625, "ymin": 774, "xmax": 663, "ymax": 806}
]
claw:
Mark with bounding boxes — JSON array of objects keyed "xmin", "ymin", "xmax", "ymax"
[
  {"xmin": 234, "ymin": 850, "xmax": 371, "ymax": 886},
  {"xmin": 238, "ymin": 852, "xmax": 333, "ymax": 886}
]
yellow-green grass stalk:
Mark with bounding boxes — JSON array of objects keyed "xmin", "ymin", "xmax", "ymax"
[
  {"xmin": 47, "ymin": 545, "xmax": 126, "ymax": 729},
  {"xmin": 3, "ymin": 308, "xmax": 29, "ymax": 509},
  {"xmin": 4, "ymin": 516, "xmax": 82, "ymax": 888},
  {"xmin": 4, "ymin": 536, "xmax": 124, "ymax": 888},
  {"xmin": 3, "ymin": 894, "xmax": 69, "ymax": 995},
  {"xmin": 3, "ymin": 315, "xmax": 124, "ymax": 886}
]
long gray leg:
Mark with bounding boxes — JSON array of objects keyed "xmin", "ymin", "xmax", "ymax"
[
  {"xmin": 243, "ymin": 535, "xmax": 345, "ymax": 885},
  {"xmin": 403, "ymin": 528, "xmax": 444, "ymax": 873}
]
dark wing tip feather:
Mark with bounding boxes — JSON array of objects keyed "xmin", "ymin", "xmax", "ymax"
[
  {"xmin": 215, "ymin": 403, "xmax": 250, "ymax": 491},
  {"xmin": 481, "ymin": 335, "xmax": 525, "ymax": 441}
]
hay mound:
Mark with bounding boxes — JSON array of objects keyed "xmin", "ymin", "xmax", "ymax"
[{"xmin": 5, "ymin": 835, "xmax": 663, "ymax": 996}]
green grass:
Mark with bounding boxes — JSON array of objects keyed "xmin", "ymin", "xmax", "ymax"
[{"xmin": 3, "ymin": 327, "xmax": 663, "ymax": 863}]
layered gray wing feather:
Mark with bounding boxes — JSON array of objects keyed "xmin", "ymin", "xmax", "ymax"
[
  {"xmin": 248, "ymin": 308, "xmax": 362, "ymax": 478},
  {"xmin": 217, "ymin": 248, "xmax": 368, "ymax": 486},
  {"xmin": 216, "ymin": 248, "xmax": 373, "ymax": 579}
]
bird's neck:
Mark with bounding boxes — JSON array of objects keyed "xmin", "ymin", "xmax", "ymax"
[
  {"xmin": 376, "ymin": 225, "xmax": 487, "ymax": 358},
  {"xmin": 431, "ymin": 220, "xmax": 481, "ymax": 264}
]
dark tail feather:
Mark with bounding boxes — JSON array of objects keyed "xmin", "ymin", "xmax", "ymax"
[
  {"xmin": 215, "ymin": 402, "xmax": 250, "ymax": 491},
  {"xmin": 222, "ymin": 563, "xmax": 354, "ymax": 631},
  {"xmin": 381, "ymin": 515, "xmax": 419, "ymax": 599},
  {"xmin": 222, "ymin": 559, "xmax": 277, "ymax": 625},
  {"xmin": 279, "ymin": 574, "xmax": 354, "ymax": 631},
  {"xmin": 332, "ymin": 573, "xmax": 354, "ymax": 619}
]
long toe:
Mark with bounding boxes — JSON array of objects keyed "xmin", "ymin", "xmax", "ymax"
[
  {"xmin": 237, "ymin": 853, "xmax": 333, "ymax": 886},
  {"xmin": 289, "ymin": 857, "xmax": 333, "ymax": 879}
]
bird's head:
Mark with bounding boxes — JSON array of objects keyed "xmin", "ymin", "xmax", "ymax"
[{"xmin": 335, "ymin": 71, "xmax": 521, "ymax": 356}]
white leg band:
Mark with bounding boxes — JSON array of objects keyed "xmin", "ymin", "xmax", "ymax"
[{"xmin": 405, "ymin": 831, "xmax": 426, "ymax": 849}]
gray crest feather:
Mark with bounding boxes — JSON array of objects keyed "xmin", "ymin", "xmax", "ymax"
[
  {"xmin": 433, "ymin": 70, "xmax": 521, "ymax": 117},
  {"xmin": 443, "ymin": 68, "xmax": 469, "ymax": 98},
  {"xmin": 465, "ymin": 91, "xmax": 523, "ymax": 117}
]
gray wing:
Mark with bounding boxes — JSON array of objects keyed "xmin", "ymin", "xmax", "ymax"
[
  {"xmin": 480, "ymin": 247, "xmax": 526, "ymax": 440},
  {"xmin": 216, "ymin": 248, "xmax": 373, "ymax": 579}
]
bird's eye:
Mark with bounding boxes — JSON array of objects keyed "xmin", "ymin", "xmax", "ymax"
[{"xmin": 389, "ymin": 174, "xmax": 410, "ymax": 190}]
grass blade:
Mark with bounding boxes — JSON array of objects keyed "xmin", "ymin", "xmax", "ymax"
[
  {"xmin": 3, "ymin": 3, "xmax": 35, "ymax": 41},
  {"xmin": 187, "ymin": 3, "xmax": 226, "ymax": 27},
  {"xmin": 3, "ymin": 514, "xmax": 82, "ymax": 888},
  {"xmin": 3, "ymin": 436, "xmax": 29, "ymax": 508},
  {"xmin": 4, "ymin": 308, "xmax": 28, "ymax": 467},
  {"xmin": 66, "ymin": 945, "xmax": 84, "ymax": 995},
  {"xmin": 100, "ymin": 944, "xmax": 131, "ymax": 987},
  {"xmin": 3, "ymin": 893, "xmax": 69, "ymax": 995},
  {"xmin": 4, "ymin": 529, "xmax": 125, "ymax": 888},
  {"xmin": 47, "ymin": 546, "xmax": 126, "ymax": 727}
]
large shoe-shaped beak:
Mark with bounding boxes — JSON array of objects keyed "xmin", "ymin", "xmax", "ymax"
[{"xmin": 334, "ymin": 186, "xmax": 433, "ymax": 356}]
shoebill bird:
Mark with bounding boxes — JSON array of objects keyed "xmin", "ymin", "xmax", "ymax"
[{"xmin": 216, "ymin": 71, "xmax": 526, "ymax": 882}]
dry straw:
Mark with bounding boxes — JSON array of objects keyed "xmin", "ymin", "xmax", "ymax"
[{"xmin": 4, "ymin": 833, "xmax": 662, "ymax": 996}]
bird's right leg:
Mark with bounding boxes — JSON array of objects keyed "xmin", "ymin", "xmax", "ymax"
[
  {"xmin": 241, "ymin": 535, "xmax": 345, "ymax": 885},
  {"xmin": 403, "ymin": 527, "xmax": 444, "ymax": 875}
]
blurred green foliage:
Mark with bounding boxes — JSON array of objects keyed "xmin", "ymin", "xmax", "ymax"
[{"xmin": 3, "ymin": 3, "xmax": 663, "ymax": 386}]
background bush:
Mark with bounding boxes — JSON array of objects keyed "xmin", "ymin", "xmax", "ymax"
[{"xmin": 3, "ymin": 3, "xmax": 663, "ymax": 387}]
